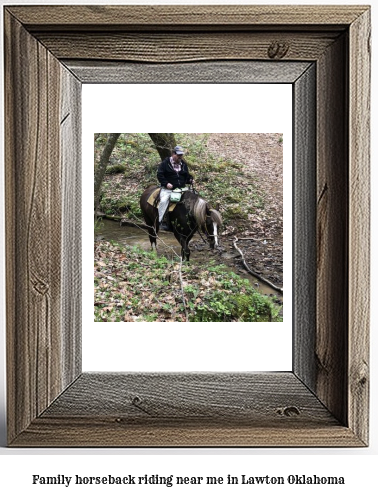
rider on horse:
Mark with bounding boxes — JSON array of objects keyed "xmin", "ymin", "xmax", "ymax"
[{"xmin": 157, "ymin": 145, "xmax": 194, "ymax": 230}]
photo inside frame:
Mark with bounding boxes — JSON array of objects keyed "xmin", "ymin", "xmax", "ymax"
[{"xmin": 84, "ymin": 84, "xmax": 292, "ymax": 372}]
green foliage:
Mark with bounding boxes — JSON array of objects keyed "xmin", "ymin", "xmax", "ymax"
[
  {"xmin": 94, "ymin": 217, "xmax": 104, "ymax": 233},
  {"xmin": 94, "ymin": 134, "xmax": 283, "ymax": 323},
  {"xmin": 94, "ymin": 242, "xmax": 281, "ymax": 323},
  {"xmin": 100, "ymin": 194, "xmax": 141, "ymax": 216},
  {"xmin": 95, "ymin": 133, "xmax": 264, "ymax": 227},
  {"xmin": 186, "ymin": 266, "xmax": 279, "ymax": 322},
  {"xmin": 106, "ymin": 164, "xmax": 126, "ymax": 175},
  {"xmin": 174, "ymin": 134, "xmax": 263, "ymax": 224}
]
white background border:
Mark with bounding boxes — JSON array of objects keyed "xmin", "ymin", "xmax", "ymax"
[
  {"xmin": 84, "ymin": 83, "xmax": 292, "ymax": 372},
  {"xmin": 0, "ymin": 2, "xmax": 376, "ymax": 499}
]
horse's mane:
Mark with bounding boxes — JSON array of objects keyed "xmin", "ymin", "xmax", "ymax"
[{"xmin": 192, "ymin": 195, "xmax": 222, "ymax": 228}]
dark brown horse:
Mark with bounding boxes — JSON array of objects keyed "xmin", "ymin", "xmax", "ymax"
[{"xmin": 140, "ymin": 186, "xmax": 222, "ymax": 261}]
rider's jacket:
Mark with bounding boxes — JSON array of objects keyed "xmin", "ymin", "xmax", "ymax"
[{"xmin": 157, "ymin": 157, "xmax": 193, "ymax": 189}]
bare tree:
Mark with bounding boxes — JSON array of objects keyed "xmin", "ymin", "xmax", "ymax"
[
  {"xmin": 148, "ymin": 133, "xmax": 176, "ymax": 160},
  {"xmin": 94, "ymin": 133, "xmax": 120, "ymax": 216}
]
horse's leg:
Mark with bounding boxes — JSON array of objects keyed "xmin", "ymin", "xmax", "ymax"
[
  {"xmin": 141, "ymin": 188, "xmax": 163, "ymax": 252},
  {"xmin": 172, "ymin": 224, "xmax": 196, "ymax": 262},
  {"xmin": 149, "ymin": 228, "xmax": 157, "ymax": 250},
  {"xmin": 180, "ymin": 236, "xmax": 191, "ymax": 261},
  {"xmin": 184, "ymin": 227, "xmax": 199, "ymax": 261},
  {"xmin": 146, "ymin": 212, "xmax": 158, "ymax": 250}
]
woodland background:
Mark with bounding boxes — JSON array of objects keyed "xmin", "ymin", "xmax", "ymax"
[{"xmin": 94, "ymin": 133, "xmax": 283, "ymax": 322}]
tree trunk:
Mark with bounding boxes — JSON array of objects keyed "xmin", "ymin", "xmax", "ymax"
[
  {"xmin": 94, "ymin": 133, "xmax": 120, "ymax": 215},
  {"xmin": 148, "ymin": 133, "xmax": 176, "ymax": 161}
]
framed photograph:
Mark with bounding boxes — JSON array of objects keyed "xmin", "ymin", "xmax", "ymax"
[
  {"xmin": 4, "ymin": 5, "xmax": 370, "ymax": 447},
  {"xmin": 88, "ymin": 89, "xmax": 292, "ymax": 371}
]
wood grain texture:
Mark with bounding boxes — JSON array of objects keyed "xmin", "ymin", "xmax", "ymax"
[
  {"xmin": 42, "ymin": 373, "xmax": 335, "ymax": 422},
  {"xmin": 65, "ymin": 60, "xmax": 312, "ymax": 84},
  {"xmin": 316, "ymin": 34, "xmax": 349, "ymax": 426},
  {"xmin": 36, "ymin": 32, "xmax": 338, "ymax": 63},
  {"xmin": 61, "ymin": 69, "xmax": 82, "ymax": 388},
  {"xmin": 11, "ymin": 373, "xmax": 363, "ymax": 447},
  {"xmin": 348, "ymin": 9, "xmax": 371, "ymax": 445},
  {"xmin": 7, "ymin": 5, "xmax": 368, "ymax": 30},
  {"xmin": 4, "ymin": 11, "xmax": 81, "ymax": 444},
  {"xmin": 11, "ymin": 418, "xmax": 363, "ymax": 448},
  {"xmin": 5, "ymin": 10, "xmax": 61, "ymax": 437},
  {"xmin": 4, "ymin": 5, "xmax": 370, "ymax": 447},
  {"xmin": 4, "ymin": 12, "xmax": 63, "ymax": 441},
  {"xmin": 293, "ymin": 64, "xmax": 317, "ymax": 390}
]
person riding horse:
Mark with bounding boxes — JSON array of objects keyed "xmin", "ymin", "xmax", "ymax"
[
  {"xmin": 157, "ymin": 145, "xmax": 194, "ymax": 230},
  {"xmin": 140, "ymin": 185, "xmax": 222, "ymax": 261}
]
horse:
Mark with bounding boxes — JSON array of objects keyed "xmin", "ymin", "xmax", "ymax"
[{"xmin": 140, "ymin": 185, "xmax": 222, "ymax": 261}]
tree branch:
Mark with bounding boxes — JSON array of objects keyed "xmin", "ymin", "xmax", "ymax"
[{"xmin": 233, "ymin": 237, "xmax": 283, "ymax": 293}]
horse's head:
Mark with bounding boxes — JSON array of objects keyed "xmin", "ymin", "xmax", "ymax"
[
  {"xmin": 192, "ymin": 196, "xmax": 222, "ymax": 250},
  {"xmin": 204, "ymin": 208, "xmax": 222, "ymax": 249}
]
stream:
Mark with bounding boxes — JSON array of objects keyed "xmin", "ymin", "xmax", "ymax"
[{"xmin": 95, "ymin": 218, "xmax": 283, "ymax": 302}]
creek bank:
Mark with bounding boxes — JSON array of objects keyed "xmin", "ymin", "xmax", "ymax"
[
  {"xmin": 96, "ymin": 218, "xmax": 283, "ymax": 306},
  {"xmin": 95, "ymin": 133, "xmax": 284, "ymax": 315}
]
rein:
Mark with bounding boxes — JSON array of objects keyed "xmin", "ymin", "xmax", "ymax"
[{"xmin": 196, "ymin": 225, "xmax": 209, "ymax": 244}]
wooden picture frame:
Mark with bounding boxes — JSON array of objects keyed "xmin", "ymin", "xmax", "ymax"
[{"xmin": 4, "ymin": 5, "xmax": 370, "ymax": 447}]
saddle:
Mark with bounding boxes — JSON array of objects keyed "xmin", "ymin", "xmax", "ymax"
[{"xmin": 147, "ymin": 187, "xmax": 187, "ymax": 211}]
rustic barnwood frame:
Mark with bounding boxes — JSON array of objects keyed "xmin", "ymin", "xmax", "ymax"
[{"xmin": 4, "ymin": 5, "xmax": 370, "ymax": 447}]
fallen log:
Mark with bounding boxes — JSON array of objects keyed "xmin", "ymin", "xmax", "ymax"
[
  {"xmin": 119, "ymin": 218, "xmax": 150, "ymax": 231},
  {"xmin": 95, "ymin": 212, "xmax": 151, "ymax": 231},
  {"xmin": 237, "ymin": 236, "xmax": 273, "ymax": 241},
  {"xmin": 233, "ymin": 237, "xmax": 283, "ymax": 293}
]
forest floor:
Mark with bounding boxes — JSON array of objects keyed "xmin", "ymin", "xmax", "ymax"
[
  {"xmin": 95, "ymin": 133, "xmax": 284, "ymax": 322},
  {"xmin": 204, "ymin": 133, "xmax": 283, "ymax": 290}
]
